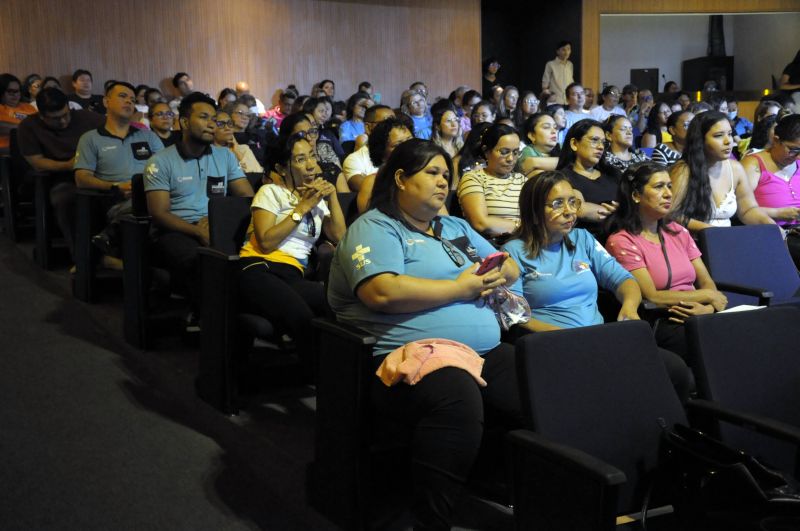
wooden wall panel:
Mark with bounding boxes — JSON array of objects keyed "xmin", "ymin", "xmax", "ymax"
[
  {"xmin": 581, "ymin": 0, "xmax": 800, "ymax": 90},
  {"xmin": 0, "ymin": 0, "xmax": 481, "ymax": 108}
]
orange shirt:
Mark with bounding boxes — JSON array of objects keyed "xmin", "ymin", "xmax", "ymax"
[{"xmin": 0, "ymin": 102, "xmax": 37, "ymax": 150}]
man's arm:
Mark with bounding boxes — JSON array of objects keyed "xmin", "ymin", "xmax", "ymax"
[
  {"xmin": 75, "ymin": 169, "xmax": 128, "ymax": 191},
  {"xmin": 24, "ymin": 154, "xmax": 74, "ymax": 173},
  {"xmin": 146, "ymin": 190, "xmax": 207, "ymax": 245},
  {"xmin": 228, "ymin": 177, "xmax": 254, "ymax": 197}
]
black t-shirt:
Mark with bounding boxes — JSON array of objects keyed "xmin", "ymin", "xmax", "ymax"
[
  {"xmin": 566, "ymin": 167, "xmax": 618, "ymax": 241},
  {"xmin": 17, "ymin": 109, "xmax": 105, "ymax": 160},
  {"xmin": 482, "ymin": 75, "xmax": 501, "ymax": 100},
  {"xmin": 67, "ymin": 94, "xmax": 106, "ymax": 114},
  {"xmin": 157, "ymin": 130, "xmax": 181, "ymax": 148}
]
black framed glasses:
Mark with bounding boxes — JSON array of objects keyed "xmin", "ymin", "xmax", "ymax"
[{"xmin": 214, "ymin": 119, "xmax": 234, "ymax": 128}]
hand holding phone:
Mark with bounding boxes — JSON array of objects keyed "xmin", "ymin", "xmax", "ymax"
[{"xmin": 475, "ymin": 251, "xmax": 507, "ymax": 275}]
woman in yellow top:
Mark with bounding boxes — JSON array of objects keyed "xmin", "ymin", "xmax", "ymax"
[
  {"xmin": 238, "ymin": 132, "xmax": 345, "ymax": 377},
  {"xmin": 0, "ymin": 74, "xmax": 37, "ymax": 155}
]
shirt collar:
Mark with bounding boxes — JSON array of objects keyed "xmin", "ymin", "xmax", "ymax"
[
  {"xmin": 97, "ymin": 124, "xmax": 136, "ymax": 140},
  {"xmin": 175, "ymin": 139, "xmax": 213, "ymax": 160}
]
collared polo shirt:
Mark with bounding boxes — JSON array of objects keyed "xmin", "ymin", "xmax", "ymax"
[
  {"xmin": 74, "ymin": 125, "xmax": 164, "ymax": 182},
  {"xmin": 143, "ymin": 142, "xmax": 245, "ymax": 223}
]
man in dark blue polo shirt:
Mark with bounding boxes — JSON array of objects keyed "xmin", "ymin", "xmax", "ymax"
[
  {"xmin": 74, "ymin": 81, "xmax": 164, "ymax": 264},
  {"xmin": 145, "ymin": 92, "xmax": 254, "ymax": 328}
]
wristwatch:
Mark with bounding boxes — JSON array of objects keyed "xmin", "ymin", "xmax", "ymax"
[{"xmin": 290, "ymin": 210, "xmax": 303, "ymax": 223}]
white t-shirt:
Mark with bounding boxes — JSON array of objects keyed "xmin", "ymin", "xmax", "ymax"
[
  {"xmin": 249, "ymin": 184, "xmax": 330, "ymax": 260},
  {"xmin": 343, "ymin": 145, "xmax": 377, "ymax": 182}
]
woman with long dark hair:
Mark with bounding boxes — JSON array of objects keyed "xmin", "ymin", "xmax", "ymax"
[
  {"xmin": 669, "ymin": 111, "xmax": 773, "ymax": 230},
  {"xmin": 606, "ymin": 162, "xmax": 727, "ymax": 356},
  {"xmin": 641, "ymin": 101, "xmax": 673, "ymax": 148},
  {"xmin": 652, "ymin": 110, "xmax": 694, "ymax": 167},
  {"xmin": 328, "ymin": 138, "xmax": 522, "ymax": 531}
]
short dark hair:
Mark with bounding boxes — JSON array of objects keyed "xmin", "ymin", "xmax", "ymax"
[
  {"xmin": 368, "ymin": 118, "xmax": 411, "ymax": 167},
  {"xmin": 72, "ymin": 69, "xmax": 92, "ymax": 82},
  {"xmin": 319, "ymin": 79, "xmax": 335, "ymax": 89},
  {"xmin": 369, "ymin": 139, "xmax": 452, "ymax": 217},
  {"xmin": 0, "ymin": 73, "xmax": 21, "ymax": 96},
  {"xmin": 144, "ymin": 88, "xmax": 163, "ymax": 105},
  {"xmin": 104, "ymin": 81, "xmax": 135, "ymax": 96},
  {"xmin": 147, "ymin": 101, "xmax": 171, "ymax": 120},
  {"xmin": 36, "ymin": 87, "xmax": 69, "ymax": 114},
  {"xmin": 774, "ymin": 113, "xmax": 800, "ymax": 143},
  {"xmin": 280, "ymin": 87, "xmax": 299, "ymax": 102},
  {"xmin": 178, "ymin": 91, "xmax": 216, "ymax": 119},
  {"xmin": 622, "ymin": 84, "xmax": 638, "ymax": 95},
  {"xmin": 172, "ymin": 72, "xmax": 190, "ymax": 88},
  {"xmin": 364, "ymin": 104, "xmax": 391, "ymax": 124},
  {"xmin": 42, "ymin": 76, "xmax": 61, "ymax": 88},
  {"xmin": 346, "ymin": 91, "xmax": 371, "ymax": 120},
  {"xmin": 358, "ymin": 81, "xmax": 372, "ymax": 91},
  {"xmin": 565, "ymin": 82, "xmax": 583, "ymax": 98},
  {"xmin": 557, "ymin": 40, "xmax": 572, "ymax": 49},
  {"xmin": 270, "ymin": 114, "xmax": 313, "ymax": 173}
]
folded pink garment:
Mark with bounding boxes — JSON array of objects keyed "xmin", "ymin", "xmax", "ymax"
[{"xmin": 377, "ymin": 338, "xmax": 487, "ymax": 387}]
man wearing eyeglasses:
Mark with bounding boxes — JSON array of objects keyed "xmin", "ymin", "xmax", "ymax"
[
  {"xmin": 18, "ymin": 87, "xmax": 105, "ymax": 260},
  {"xmin": 144, "ymin": 92, "xmax": 254, "ymax": 331},
  {"xmin": 74, "ymin": 81, "xmax": 164, "ymax": 267}
]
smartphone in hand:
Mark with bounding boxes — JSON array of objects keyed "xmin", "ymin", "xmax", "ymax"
[{"xmin": 475, "ymin": 252, "xmax": 506, "ymax": 275}]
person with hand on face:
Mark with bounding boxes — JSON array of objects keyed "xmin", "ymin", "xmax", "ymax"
[
  {"xmin": 541, "ymin": 40, "xmax": 575, "ymax": 105},
  {"xmin": 0, "ymin": 73, "xmax": 37, "ymax": 155},
  {"xmin": 516, "ymin": 113, "xmax": 560, "ymax": 178},
  {"xmin": 669, "ymin": 111, "xmax": 774, "ymax": 231},
  {"xmin": 328, "ymin": 138, "xmax": 523, "ymax": 531},
  {"xmin": 238, "ymin": 131, "xmax": 344, "ymax": 377},
  {"xmin": 556, "ymin": 119, "xmax": 619, "ymax": 239},
  {"xmin": 74, "ymin": 81, "xmax": 164, "ymax": 266},
  {"xmin": 606, "ymin": 162, "xmax": 727, "ymax": 358},
  {"xmin": 212, "ymin": 110, "xmax": 263, "ymax": 174},
  {"xmin": 339, "ymin": 91, "xmax": 373, "ymax": 144},
  {"xmin": 144, "ymin": 92, "xmax": 254, "ymax": 329},
  {"xmin": 457, "ymin": 123, "xmax": 526, "ymax": 243},
  {"xmin": 279, "ymin": 112, "xmax": 347, "ymax": 192},
  {"xmin": 600, "ymin": 115, "xmax": 648, "ymax": 179}
]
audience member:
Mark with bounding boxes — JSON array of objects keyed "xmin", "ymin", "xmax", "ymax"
[
  {"xmin": 470, "ymin": 100, "xmax": 496, "ymax": 128},
  {"xmin": 217, "ymin": 88, "xmax": 237, "ymax": 108},
  {"xmin": 0, "ymin": 73, "xmax": 37, "ymax": 155},
  {"xmin": 641, "ymin": 101, "xmax": 673, "ymax": 148},
  {"xmin": 277, "ymin": 113, "xmax": 347, "ymax": 192},
  {"xmin": 73, "ymin": 81, "xmax": 165, "ymax": 265},
  {"xmin": 779, "ymin": 48, "xmax": 800, "ymax": 92},
  {"xmin": 22, "ymin": 74, "xmax": 42, "ymax": 105},
  {"xmin": 584, "ymin": 87, "xmax": 595, "ymax": 110},
  {"xmin": 589, "ymin": 85, "xmax": 625, "ymax": 122},
  {"xmin": 600, "ymin": 115, "xmax": 648, "ymax": 179},
  {"xmin": 400, "ymin": 89, "xmax": 432, "ymax": 140},
  {"xmin": 498, "ymin": 85, "xmax": 518, "ymax": 120},
  {"xmin": 512, "ymin": 90, "xmax": 539, "ymax": 132},
  {"xmin": 541, "ymin": 40, "xmax": 574, "ymax": 105},
  {"xmin": 457, "ymin": 123, "xmax": 525, "ymax": 242},
  {"xmin": 328, "ymin": 138, "xmax": 522, "ymax": 531},
  {"xmin": 454, "ymin": 122, "xmax": 491, "ymax": 189},
  {"xmin": 563, "ymin": 82, "xmax": 590, "ymax": 132},
  {"xmin": 263, "ymin": 86, "xmax": 298, "ymax": 129},
  {"xmin": 234, "ymin": 81, "xmax": 266, "ymax": 115},
  {"xmin": 147, "ymin": 101, "xmax": 180, "ymax": 147},
  {"xmin": 212, "ymin": 109, "xmax": 263, "ymax": 174},
  {"xmin": 339, "ymin": 91, "xmax": 373, "ymax": 144},
  {"xmin": 168, "ymin": 72, "xmax": 194, "ymax": 115},
  {"xmin": 342, "ymin": 104, "xmax": 395, "ymax": 191},
  {"xmin": 17, "ymin": 87, "xmax": 105, "ymax": 258},
  {"xmin": 516, "ymin": 113, "xmax": 560, "ymax": 177},
  {"xmin": 481, "ymin": 57, "xmax": 502, "ymax": 99},
  {"xmin": 620, "ymin": 84, "xmax": 640, "ymax": 125},
  {"xmin": 669, "ymin": 111, "xmax": 773, "ymax": 231},
  {"xmin": 238, "ymin": 131, "xmax": 344, "ymax": 375},
  {"xmin": 318, "ymin": 79, "xmax": 335, "ymax": 99},
  {"xmin": 357, "ymin": 81, "xmax": 373, "ymax": 97},
  {"xmin": 664, "ymin": 81, "xmax": 680, "ymax": 93},
  {"xmin": 556, "ymin": 119, "xmax": 618, "ymax": 238},
  {"xmin": 676, "ymin": 91, "xmax": 691, "ymax": 111},
  {"xmin": 606, "ymin": 161, "xmax": 727, "ymax": 358},
  {"xmin": 144, "ymin": 92, "xmax": 254, "ymax": 329},
  {"xmin": 459, "ymin": 89, "xmax": 482, "ymax": 135},
  {"xmin": 727, "ymin": 99, "xmax": 753, "ymax": 139},
  {"xmin": 546, "ymin": 104, "xmax": 567, "ymax": 146},
  {"xmin": 354, "ymin": 117, "xmax": 414, "ymax": 213},
  {"xmin": 431, "ymin": 100, "xmax": 463, "ymax": 159},
  {"xmin": 652, "ymin": 110, "xmax": 694, "ymax": 167},
  {"xmin": 67, "ymin": 69, "xmax": 105, "ymax": 114},
  {"xmin": 634, "ymin": 89, "xmax": 654, "ymax": 132}
]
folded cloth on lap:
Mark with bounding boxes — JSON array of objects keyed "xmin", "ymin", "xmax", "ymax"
[{"xmin": 377, "ymin": 338, "xmax": 487, "ymax": 387}]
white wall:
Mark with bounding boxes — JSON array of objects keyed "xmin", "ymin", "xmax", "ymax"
[
  {"xmin": 599, "ymin": 14, "xmax": 734, "ymax": 92},
  {"xmin": 733, "ymin": 14, "xmax": 800, "ymax": 90}
]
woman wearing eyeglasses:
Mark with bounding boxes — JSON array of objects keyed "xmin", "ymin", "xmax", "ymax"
[
  {"xmin": 278, "ymin": 112, "xmax": 349, "ymax": 192},
  {"xmin": 502, "ymin": 171, "xmax": 641, "ymax": 333},
  {"xmin": 0, "ymin": 73, "xmax": 37, "ymax": 155},
  {"xmin": 741, "ymin": 114, "xmax": 800, "ymax": 267},
  {"xmin": 556, "ymin": 119, "xmax": 619, "ymax": 240},
  {"xmin": 457, "ymin": 123, "xmax": 526, "ymax": 242},
  {"xmin": 238, "ymin": 132, "xmax": 345, "ymax": 378},
  {"xmin": 212, "ymin": 110, "xmax": 263, "ymax": 174},
  {"xmin": 516, "ymin": 113, "xmax": 560, "ymax": 178},
  {"xmin": 147, "ymin": 102, "xmax": 180, "ymax": 148},
  {"xmin": 328, "ymin": 138, "xmax": 521, "ymax": 531},
  {"xmin": 512, "ymin": 90, "xmax": 539, "ymax": 132},
  {"xmin": 600, "ymin": 115, "xmax": 647, "ymax": 179}
]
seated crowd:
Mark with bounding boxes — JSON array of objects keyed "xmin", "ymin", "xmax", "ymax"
[{"xmin": 3, "ymin": 57, "xmax": 800, "ymax": 530}]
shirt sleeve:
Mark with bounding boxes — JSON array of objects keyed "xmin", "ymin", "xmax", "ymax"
[
  {"xmin": 73, "ymin": 132, "xmax": 98, "ymax": 171},
  {"xmin": 250, "ymin": 185, "xmax": 283, "ymax": 216},
  {"xmin": 605, "ymin": 231, "xmax": 647, "ymax": 272},
  {"xmin": 339, "ymin": 121, "xmax": 357, "ymax": 143},
  {"xmin": 581, "ymin": 230, "xmax": 632, "ymax": 291},
  {"xmin": 148, "ymin": 132, "xmax": 164, "ymax": 154},
  {"xmin": 342, "ymin": 150, "xmax": 368, "ymax": 180},
  {"xmin": 542, "ymin": 62, "xmax": 553, "ymax": 89},
  {"xmin": 457, "ymin": 170, "xmax": 485, "ymax": 199},
  {"xmin": 143, "ymin": 154, "xmax": 170, "ymax": 192},
  {"xmin": 672, "ymin": 223, "xmax": 701, "ymax": 261},
  {"xmin": 500, "ymin": 240, "xmax": 524, "ymax": 297},
  {"xmin": 339, "ymin": 217, "xmax": 406, "ymax": 292}
]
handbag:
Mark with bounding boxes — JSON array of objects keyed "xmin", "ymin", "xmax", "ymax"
[{"xmin": 654, "ymin": 423, "xmax": 800, "ymax": 528}]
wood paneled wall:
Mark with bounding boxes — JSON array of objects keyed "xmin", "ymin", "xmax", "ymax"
[
  {"xmin": 0, "ymin": 0, "xmax": 481, "ymax": 108},
  {"xmin": 581, "ymin": 0, "xmax": 800, "ymax": 90}
]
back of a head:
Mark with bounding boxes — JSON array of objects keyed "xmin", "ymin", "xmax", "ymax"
[
  {"xmin": 368, "ymin": 117, "xmax": 410, "ymax": 167},
  {"xmin": 774, "ymin": 113, "xmax": 800, "ymax": 142},
  {"xmin": 36, "ymin": 87, "xmax": 68, "ymax": 114}
]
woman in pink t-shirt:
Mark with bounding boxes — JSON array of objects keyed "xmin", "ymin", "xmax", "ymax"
[{"xmin": 606, "ymin": 161, "xmax": 728, "ymax": 357}]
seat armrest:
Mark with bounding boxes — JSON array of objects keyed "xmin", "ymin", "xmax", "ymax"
[
  {"xmin": 311, "ymin": 317, "xmax": 376, "ymax": 347},
  {"xmin": 507, "ymin": 429, "xmax": 624, "ymax": 531},
  {"xmin": 197, "ymin": 246, "xmax": 239, "ymax": 262},
  {"xmin": 713, "ymin": 281, "xmax": 773, "ymax": 306},
  {"xmin": 687, "ymin": 399, "xmax": 800, "ymax": 447}
]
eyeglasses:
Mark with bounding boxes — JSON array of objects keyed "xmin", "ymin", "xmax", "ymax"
[
  {"xmin": 153, "ymin": 111, "xmax": 175, "ymax": 118},
  {"xmin": 214, "ymin": 119, "xmax": 234, "ymax": 128},
  {"xmin": 233, "ymin": 110, "xmax": 253, "ymax": 118},
  {"xmin": 292, "ymin": 153, "xmax": 318, "ymax": 165},
  {"xmin": 547, "ymin": 197, "xmax": 582, "ymax": 213},
  {"xmin": 296, "ymin": 128, "xmax": 319, "ymax": 139},
  {"xmin": 496, "ymin": 148, "xmax": 521, "ymax": 159},
  {"xmin": 441, "ymin": 239, "xmax": 465, "ymax": 267},
  {"xmin": 582, "ymin": 136, "xmax": 605, "ymax": 147},
  {"xmin": 782, "ymin": 140, "xmax": 800, "ymax": 157}
]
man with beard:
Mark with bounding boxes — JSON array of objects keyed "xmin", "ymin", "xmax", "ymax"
[{"xmin": 144, "ymin": 92, "xmax": 254, "ymax": 330}]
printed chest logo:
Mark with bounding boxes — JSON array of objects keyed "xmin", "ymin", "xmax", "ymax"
[
  {"xmin": 573, "ymin": 261, "xmax": 591, "ymax": 274},
  {"xmin": 101, "ymin": 145, "xmax": 117, "ymax": 152},
  {"xmin": 525, "ymin": 268, "xmax": 552, "ymax": 281},
  {"xmin": 131, "ymin": 142, "xmax": 152, "ymax": 160},
  {"xmin": 351, "ymin": 244, "xmax": 372, "ymax": 270},
  {"xmin": 405, "ymin": 238, "xmax": 426, "ymax": 246},
  {"xmin": 177, "ymin": 176, "xmax": 193, "ymax": 183}
]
